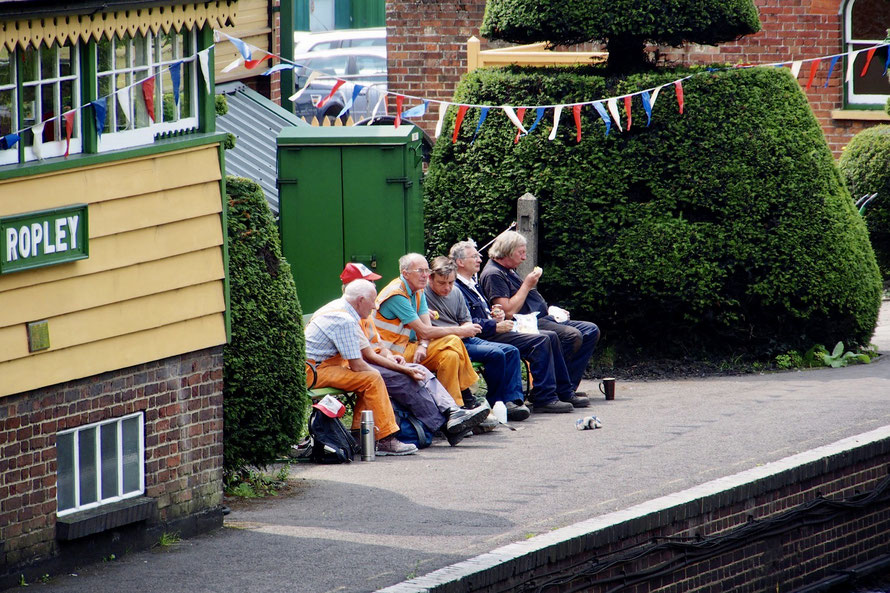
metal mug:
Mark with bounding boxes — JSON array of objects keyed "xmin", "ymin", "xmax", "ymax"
[{"xmin": 599, "ymin": 377, "xmax": 616, "ymax": 400}]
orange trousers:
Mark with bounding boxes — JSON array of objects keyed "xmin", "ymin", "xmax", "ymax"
[
  {"xmin": 404, "ymin": 335, "xmax": 478, "ymax": 406},
  {"xmin": 308, "ymin": 355, "xmax": 399, "ymax": 440}
]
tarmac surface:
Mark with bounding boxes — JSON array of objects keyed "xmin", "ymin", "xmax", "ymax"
[{"xmin": 28, "ymin": 302, "xmax": 890, "ymax": 593}]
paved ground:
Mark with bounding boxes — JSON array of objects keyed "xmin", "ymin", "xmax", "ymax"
[{"xmin": 28, "ymin": 302, "xmax": 890, "ymax": 593}]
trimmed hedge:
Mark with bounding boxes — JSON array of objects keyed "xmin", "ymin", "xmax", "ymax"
[
  {"xmin": 838, "ymin": 125, "xmax": 890, "ymax": 283},
  {"xmin": 224, "ymin": 176, "xmax": 308, "ymax": 475},
  {"xmin": 481, "ymin": 0, "xmax": 760, "ymax": 54},
  {"xmin": 425, "ymin": 66, "xmax": 882, "ymax": 357}
]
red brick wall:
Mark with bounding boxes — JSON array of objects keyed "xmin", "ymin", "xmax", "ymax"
[
  {"xmin": 385, "ymin": 0, "xmax": 884, "ymax": 155},
  {"xmin": 0, "ymin": 346, "xmax": 224, "ymax": 573},
  {"xmin": 385, "ymin": 0, "xmax": 489, "ymax": 135}
]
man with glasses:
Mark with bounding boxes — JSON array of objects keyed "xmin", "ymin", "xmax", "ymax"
[{"xmin": 374, "ymin": 253, "xmax": 480, "ymax": 407}]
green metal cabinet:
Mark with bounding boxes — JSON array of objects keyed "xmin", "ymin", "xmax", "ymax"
[{"xmin": 277, "ymin": 125, "xmax": 424, "ymax": 312}]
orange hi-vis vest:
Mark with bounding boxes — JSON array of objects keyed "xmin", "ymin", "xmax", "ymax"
[{"xmin": 373, "ymin": 277, "xmax": 423, "ymax": 354}]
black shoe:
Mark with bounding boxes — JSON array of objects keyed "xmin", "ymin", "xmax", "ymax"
[
  {"xmin": 505, "ymin": 401, "xmax": 531, "ymax": 421},
  {"xmin": 446, "ymin": 428, "xmax": 473, "ymax": 446},
  {"xmin": 445, "ymin": 405, "xmax": 489, "ymax": 436},
  {"xmin": 566, "ymin": 394, "xmax": 590, "ymax": 408},
  {"xmin": 533, "ymin": 400, "xmax": 574, "ymax": 413},
  {"xmin": 573, "ymin": 391, "xmax": 589, "ymax": 398},
  {"xmin": 460, "ymin": 389, "xmax": 478, "ymax": 409}
]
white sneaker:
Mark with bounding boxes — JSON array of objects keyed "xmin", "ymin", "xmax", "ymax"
[{"xmin": 376, "ymin": 435, "xmax": 418, "ymax": 456}]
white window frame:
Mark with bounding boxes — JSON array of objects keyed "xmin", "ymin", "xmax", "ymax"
[
  {"xmin": 96, "ymin": 30, "xmax": 198, "ymax": 152},
  {"xmin": 0, "ymin": 42, "xmax": 81, "ymax": 166},
  {"xmin": 843, "ymin": 0, "xmax": 890, "ymax": 106},
  {"xmin": 56, "ymin": 412, "xmax": 145, "ymax": 517}
]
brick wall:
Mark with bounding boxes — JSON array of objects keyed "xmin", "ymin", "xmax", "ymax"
[
  {"xmin": 385, "ymin": 0, "xmax": 489, "ymax": 136},
  {"xmin": 0, "ymin": 346, "xmax": 224, "ymax": 581},
  {"xmin": 385, "ymin": 0, "xmax": 884, "ymax": 156},
  {"xmin": 381, "ymin": 427, "xmax": 890, "ymax": 592}
]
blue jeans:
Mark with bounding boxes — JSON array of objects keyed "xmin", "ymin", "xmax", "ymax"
[
  {"xmin": 537, "ymin": 318, "xmax": 600, "ymax": 390},
  {"xmin": 484, "ymin": 331, "xmax": 568, "ymax": 405},
  {"xmin": 463, "ymin": 337, "xmax": 524, "ymax": 405}
]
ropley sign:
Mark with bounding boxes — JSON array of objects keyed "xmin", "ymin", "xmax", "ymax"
[{"xmin": 1, "ymin": 205, "xmax": 88, "ymax": 274}]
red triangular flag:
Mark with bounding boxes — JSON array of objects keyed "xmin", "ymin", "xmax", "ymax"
[
  {"xmin": 245, "ymin": 53, "xmax": 272, "ymax": 69},
  {"xmin": 395, "ymin": 95, "xmax": 404, "ymax": 128},
  {"xmin": 452, "ymin": 105, "xmax": 469, "ymax": 144},
  {"xmin": 805, "ymin": 59, "xmax": 821, "ymax": 90},
  {"xmin": 675, "ymin": 81, "xmax": 684, "ymax": 114},
  {"xmin": 142, "ymin": 77, "xmax": 156, "ymax": 122},
  {"xmin": 514, "ymin": 107, "xmax": 527, "ymax": 144},
  {"xmin": 624, "ymin": 96, "xmax": 632, "ymax": 131},
  {"xmin": 573, "ymin": 105, "xmax": 582, "ymax": 143},
  {"xmin": 861, "ymin": 47, "xmax": 878, "ymax": 77},
  {"xmin": 63, "ymin": 112, "xmax": 75, "ymax": 157},
  {"xmin": 316, "ymin": 79, "xmax": 345, "ymax": 110}
]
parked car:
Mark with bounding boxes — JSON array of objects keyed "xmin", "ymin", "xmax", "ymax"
[
  {"xmin": 292, "ymin": 46, "xmax": 387, "ymax": 122},
  {"xmin": 293, "ymin": 27, "xmax": 385, "ymax": 55}
]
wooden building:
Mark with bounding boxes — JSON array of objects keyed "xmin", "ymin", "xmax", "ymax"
[{"xmin": 0, "ymin": 0, "xmax": 232, "ymax": 585}]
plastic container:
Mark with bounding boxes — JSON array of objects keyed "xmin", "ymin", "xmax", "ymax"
[{"xmin": 492, "ymin": 401, "xmax": 508, "ymax": 424}]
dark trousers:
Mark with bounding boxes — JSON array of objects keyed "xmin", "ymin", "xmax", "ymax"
[
  {"xmin": 463, "ymin": 337, "xmax": 524, "ymax": 405},
  {"xmin": 537, "ymin": 318, "xmax": 600, "ymax": 390},
  {"xmin": 484, "ymin": 331, "xmax": 574, "ymax": 405}
]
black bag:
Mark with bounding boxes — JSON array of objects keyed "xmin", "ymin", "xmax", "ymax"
[{"xmin": 308, "ymin": 409, "xmax": 360, "ymax": 463}]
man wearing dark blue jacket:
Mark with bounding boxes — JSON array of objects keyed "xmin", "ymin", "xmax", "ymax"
[{"xmin": 449, "ymin": 241, "xmax": 583, "ymax": 414}]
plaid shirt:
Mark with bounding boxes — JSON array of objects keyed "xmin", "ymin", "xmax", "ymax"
[{"xmin": 305, "ymin": 298, "xmax": 370, "ymax": 362}]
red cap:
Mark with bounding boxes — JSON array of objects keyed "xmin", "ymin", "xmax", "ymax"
[
  {"xmin": 340, "ymin": 262, "xmax": 382, "ymax": 284},
  {"xmin": 312, "ymin": 395, "xmax": 346, "ymax": 418}
]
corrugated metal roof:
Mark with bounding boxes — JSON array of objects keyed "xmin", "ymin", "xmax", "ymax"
[{"xmin": 216, "ymin": 82, "xmax": 308, "ymax": 215}]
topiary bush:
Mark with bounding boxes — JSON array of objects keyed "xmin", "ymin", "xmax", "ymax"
[
  {"xmin": 481, "ymin": 0, "xmax": 760, "ymax": 71},
  {"xmin": 838, "ymin": 125, "xmax": 890, "ymax": 283},
  {"xmin": 224, "ymin": 176, "xmax": 308, "ymax": 476},
  {"xmin": 425, "ymin": 65, "xmax": 883, "ymax": 358}
]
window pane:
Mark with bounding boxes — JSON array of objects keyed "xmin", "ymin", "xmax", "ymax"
[
  {"xmin": 0, "ymin": 47, "xmax": 11, "ymax": 86},
  {"xmin": 58, "ymin": 45, "xmax": 72, "ymax": 77},
  {"xmin": 78, "ymin": 429, "xmax": 98, "ymax": 506},
  {"xmin": 22, "ymin": 86, "xmax": 35, "ymax": 125},
  {"xmin": 180, "ymin": 66, "xmax": 191, "ymax": 119},
  {"xmin": 851, "ymin": 0, "xmax": 890, "ymax": 39},
  {"xmin": 122, "ymin": 416, "xmax": 141, "ymax": 494},
  {"xmin": 41, "ymin": 83, "xmax": 58, "ymax": 141},
  {"xmin": 98, "ymin": 38, "xmax": 112, "ymax": 72},
  {"xmin": 116, "ymin": 36, "xmax": 129, "ymax": 69},
  {"xmin": 100, "ymin": 423, "xmax": 119, "ymax": 500},
  {"xmin": 21, "ymin": 48, "xmax": 36, "ymax": 82},
  {"xmin": 134, "ymin": 35, "xmax": 148, "ymax": 67},
  {"xmin": 40, "ymin": 45, "xmax": 57, "ymax": 79},
  {"xmin": 57, "ymin": 432, "xmax": 76, "ymax": 512},
  {"xmin": 851, "ymin": 44, "xmax": 890, "ymax": 96},
  {"xmin": 0, "ymin": 90, "xmax": 12, "ymax": 135}
]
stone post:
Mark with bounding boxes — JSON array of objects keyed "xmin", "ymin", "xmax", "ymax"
[{"xmin": 516, "ymin": 192, "xmax": 538, "ymax": 279}]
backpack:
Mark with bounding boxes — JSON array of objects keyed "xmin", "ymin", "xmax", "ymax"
[
  {"xmin": 391, "ymin": 399, "xmax": 434, "ymax": 449},
  {"xmin": 308, "ymin": 409, "xmax": 360, "ymax": 463}
]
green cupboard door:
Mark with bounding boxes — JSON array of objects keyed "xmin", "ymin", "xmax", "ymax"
[
  {"xmin": 278, "ymin": 146, "xmax": 345, "ymax": 313},
  {"xmin": 341, "ymin": 144, "xmax": 408, "ymax": 284}
]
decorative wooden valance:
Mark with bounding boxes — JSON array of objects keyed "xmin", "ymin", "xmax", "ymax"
[{"xmin": 0, "ymin": 2, "xmax": 237, "ymax": 50}]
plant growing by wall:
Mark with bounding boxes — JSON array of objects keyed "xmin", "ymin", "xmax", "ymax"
[
  {"xmin": 224, "ymin": 176, "xmax": 308, "ymax": 477},
  {"xmin": 839, "ymin": 125, "xmax": 890, "ymax": 283}
]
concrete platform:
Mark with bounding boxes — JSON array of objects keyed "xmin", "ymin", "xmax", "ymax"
[{"xmin": 32, "ymin": 302, "xmax": 890, "ymax": 593}]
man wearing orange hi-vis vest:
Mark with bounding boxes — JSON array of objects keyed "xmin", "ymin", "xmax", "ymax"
[{"xmin": 374, "ymin": 253, "xmax": 480, "ymax": 407}]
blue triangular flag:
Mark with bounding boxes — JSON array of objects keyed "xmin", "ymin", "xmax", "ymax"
[
  {"xmin": 229, "ymin": 37, "xmax": 252, "ymax": 61},
  {"xmin": 641, "ymin": 91, "xmax": 652, "ymax": 127},
  {"xmin": 526, "ymin": 107, "xmax": 546, "ymax": 135},
  {"xmin": 401, "ymin": 100, "xmax": 429, "ymax": 119},
  {"xmin": 91, "ymin": 99, "xmax": 107, "ymax": 138},
  {"xmin": 593, "ymin": 102, "xmax": 611, "ymax": 136},
  {"xmin": 0, "ymin": 133, "xmax": 20, "ymax": 150},
  {"xmin": 470, "ymin": 107, "xmax": 489, "ymax": 144},
  {"xmin": 170, "ymin": 62, "xmax": 182, "ymax": 106},
  {"xmin": 262, "ymin": 63, "xmax": 297, "ymax": 76},
  {"xmin": 824, "ymin": 56, "xmax": 840, "ymax": 87}
]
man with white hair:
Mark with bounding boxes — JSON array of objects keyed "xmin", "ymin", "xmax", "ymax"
[
  {"xmin": 450, "ymin": 240, "xmax": 579, "ymax": 413},
  {"xmin": 374, "ymin": 253, "xmax": 479, "ymax": 407},
  {"xmin": 305, "ymin": 280, "xmax": 416, "ymax": 456},
  {"xmin": 479, "ymin": 230, "xmax": 600, "ymax": 399}
]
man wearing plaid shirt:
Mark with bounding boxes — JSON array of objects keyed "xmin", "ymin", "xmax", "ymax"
[{"xmin": 305, "ymin": 280, "xmax": 417, "ymax": 456}]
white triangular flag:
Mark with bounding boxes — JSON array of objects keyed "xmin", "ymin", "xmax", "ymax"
[
  {"xmin": 790, "ymin": 61, "xmax": 802, "ymax": 78},
  {"xmin": 502, "ymin": 105, "xmax": 528, "ymax": 136},
  {"xmin": 650, "ymin": 85, "xmax": 663, "ymax": 110},
  {"xmin": 31, "ymin": 122, "xmax": 45, "ymax": 160},
  {"xmin": 116, "ymin": 89, "xmax": 131, "ymax": 127},
  {"xmin": 434, "ymin": 102, "xmax": 448, "ymax": 138},
  {"xmin": 198, "ymin": 48, "xmax": 212, "ymax": 94},
  {"xmin": 846, "ymin": 50, "xmax": 860, "ymax": 82},
  {"xmin": 547, "ymin": 105, "xmax": 563, "ymax": 141},
  {"xmin": 368, "ymin": 92, "xmax": 386, "ymax": 123},
  {"xmin": 289, "ymin": 71, "xmax": 321, "ymax": 102},
  {"xmin": 221, "ymin": 56, "xmax": 243, "ymax": 73},
  {"xmin": 607, "ymin": 98, "xmax": 623, "ymax": 132}
]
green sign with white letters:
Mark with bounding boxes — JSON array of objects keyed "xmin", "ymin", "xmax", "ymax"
[{"xmin": 0, "ymin": 205, "xmax": 89, "ymax": 274}]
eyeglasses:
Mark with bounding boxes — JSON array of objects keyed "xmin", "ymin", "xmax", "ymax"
[{"xmin": 408, "ymin": 268, "xmax": 432, "ymax": 276}]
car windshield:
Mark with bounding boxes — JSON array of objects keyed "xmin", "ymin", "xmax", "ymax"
[
  {"xmin": 355, "ymin": 55, "xmax": 385, "ymax": 76},
  {"xmin": 305, "ymin": 55, "xmax": 349, "ymax": 76}
]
